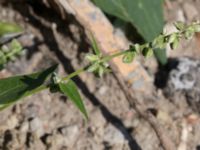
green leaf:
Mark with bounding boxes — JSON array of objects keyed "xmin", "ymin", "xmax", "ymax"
[
  {"xmin": 174, "ymin": 21, "xmax": 185, "ymax": 31},
  {"xmin": 0, "ymin": 51, "xmax": 6, "ymax": 65},
  {"xmin": 98, "ymin": 66, "xmax": 104, "ymax": 77},
  {"xmin": 142, "ymin": 47, "xmax": 153, "ymax": 58},
  {"xmin": 10, "ymin": 39, "xmax": 22, "ymax": 51},
  {"xmin": 122, "ymin": 52, "xmax": 135, "ymax": 63},
  {"xmin": 168, "ymin": 33, "xmax": 177, "ymax": 43},
  {"xmin": 192, "ymin": 24, "xmax": 200, "ymax": 32},
  {"xmin": 153, "ymin": 34, "xmax": 166, "ymax": 49},
  {"xmin": 170, "ymin": 39, "xmax": 179, "ymax": 50},
  {"xmin": 59, "ymin": 80, "xmax": 88, "ymax": 120},
  {"xmin": 153, "ymin": 48, "xmax": 167, "ymax": 65},
  {"xmin": 92, "ymin": 0, "xmax": 164, "ymax": 41},
  {"xmin": 90, "ymin": 33, "xmax": 101, "ymax": 55},
  {"xmin": 0, "ymin": 65, "xmax": 57, "ymax": 109},
  {"xmin": 92, "ymin": 0, "xmax": 167, "ymax": 65},
  {"xmin": 184, "ymin": 29, "xmax": 194, "ymax": 40},
  {"xmin": 0, "ymin": 22, "xmax": 22, "ymax": 37},
  {"xmin": 87, "ymin": 62, "xmax": 99, "ymax": 72},
  {"xmin": 134, "ymin": 44, "xmax": 141, "ymax": 53},
  {"xmin": 85, "ymin": 53, "xmax": 99, "ymax": 62}
]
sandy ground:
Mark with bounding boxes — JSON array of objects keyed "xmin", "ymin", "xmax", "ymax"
[{"xmin": 0, "ymin": 0, "xmax": 200, "ymax": 150}]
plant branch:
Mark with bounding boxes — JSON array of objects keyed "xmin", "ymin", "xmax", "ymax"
[{"xmin": 62, "ymin": 67, "xmax": 86, "ymax": 81}]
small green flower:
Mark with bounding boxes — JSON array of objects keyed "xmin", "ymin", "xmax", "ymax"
[
  {"xmin": 122, "ymin": 51, "xmax": 136, "ymax": 63},
  {"xmin": 152, "ymin": 34, "xmax": 166, "ymax": 49},
  {"xmin": 52, "ymin": 72, "xmax": 62, "ymax": 84},
  {"xmin": 142, "ymin": 47, "xmax": 153, "ymax": 58},
  {"xmin": 174, "ymin": 21, "xmax": 185, "ymax": 31},
  {"xmin": 85, "ymin": 53, "xmax": 100, "ymax": 62},
  {"xmin": 87, "ymin": 62, "xmax": 100, "ymax": 72},
  {"xmin": 170, "ymin": 38, "xmax": 179, "ymax": 50}
]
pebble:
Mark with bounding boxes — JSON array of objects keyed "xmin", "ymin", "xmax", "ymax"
[
  {"xmin": 29, "ymin": 117, "xmax": 44, "ymax": 137},
  {"xmin": 7, "ymin": 115, "xmax": 18, "ymax": 129},
  {"xmin": 97, "ymin": 85, "xmax": 108, "ymax": 95},
  {"xmin": 24, "ymin": 104, "xmax": 40, "ymax": 119},
  {"xmin": 103, "ymin": 124, "xmax": 125, "ymax": 145},
  {"xmin": 27, "ymin": 133, "xmax": 46, "ymax": 150},
  {"xmin": 59, "ymin": 125, "xmax": 79, "ymax": 146},
  {"xmin": 44, "ymin": 130, "xmax": 75, "ymax": 149},
  {"xmin": 51, "ymin": 134, "xmax": 64, "ymax": 147},
  {"xmin": 91, "ymin": 109, "xmax": 106, "ymax": 129},
  {"xmin": 20, "ymin": 122, "xmax": 29, "ymax": 133}
]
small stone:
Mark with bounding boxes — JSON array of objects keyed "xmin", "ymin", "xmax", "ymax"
[
  {"xmin": 163, "ymin": 57, "xmax": 200, "ymax": 113},
  {"xmin": 157, "ymin": 110, "xmax": 172, "ymax": 124},
  {"xmin": 97, "ymin": 86, "xmax": 108, "ymax": 95},
  {"xmin": 132, "ymin": 118, "xmax": 140, "ymax": 128},
  {"xmin": 58, "ymin": 125, "xmax": 79, "ymax": 146},
  {"xmin": 7, "ymin": 115, "xmax": 18, "ymax": 129},
  {"xmin": 51, "ymin": 22, "xmax": 57, "ymax": 30},
  {"xmin": 186, "ymin": 114, "xmax": 199, "ymax": 125},
  {"xmin": 52, "ymin": 134, "xmax": 64, "ymax": 147},
  {"xmin": 91, "ymin": 109, "xmax": 106, "ymax": 129},
  {"xmin": 20, "ymin": 122, "xmax": 29, "ymax": 133},
  {"xmin": 103, "ymin": 124, "xmax": 125, "ymax": 145},
  {"xmin": 27, "ymin": 133, "xmax": 46, "ymax": 150},
  {"xmin": 45, "ymin": 133, "xmax": 65, "ymax": 149},
  {"xmin": 24, "ymin": 104, "xmax": 40, "ymax": 119},
  {"xmin": 29, "ymin": 117, "xmax": 44, "ymax": 137}
]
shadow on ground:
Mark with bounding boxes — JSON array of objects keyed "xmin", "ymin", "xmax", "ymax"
[{"xmin": 3, "ymin": 1, "xmax": 142, "ymax": 149}]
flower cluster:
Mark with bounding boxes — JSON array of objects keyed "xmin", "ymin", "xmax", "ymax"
[{"xmin": 0, "ymin": 39, "xmax": 23, "ymax": 69}]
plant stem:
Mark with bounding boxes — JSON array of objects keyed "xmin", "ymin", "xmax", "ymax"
[
  {"xmin": 101, "ymin": 50, "xmax": 130, "ymax": 62},
  {"xmin": 62, "ymin": 67, "xmax": 86, "ymax": 81},
  {"xmin": 59, "ymin": 22, "xmax": 200, "ymax": 82},
  {"xmin": 60, "ymin": 50, "xmax": 130, "ymax": 82}
]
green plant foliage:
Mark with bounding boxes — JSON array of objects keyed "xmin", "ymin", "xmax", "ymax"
[
  {"xmin": 90, "ymin": 34, "xmax": 101, "ymax": 56},
  {"xmin": 0, "ymin": 65, "xmax": 57, "ymax": 109},
  {"xmin": 0, "ymin": 22, "xmax": 22, "ymax": 37},
  {"xmin": 86, "ymin": 36, "xmax": 110, "ymax": 77},
  {"xmin": 0, "ymin": 39, "xmax": 23, "ymax": 69},
  {"xmin": 0, "ymin": 21, "xmax": 198, "ymax": 119},
  {"xmin": 174, "ymin": 21, "xmax": 186, "ymax": 31},
  {"xmin": 153, "ymin": 48, "xmax": 167, "ymax": 65},
  {"xmin": 85, "ymin": 54, "xmax": 100, "ymax": 62},
  {"xmin": 142, "ymin": 47, "xmax": 153, "ymax": 58},
  {"xmin": 0, "ymin": 22, "xmax": 23, "ymax": 69},
  {"xmin": 122, "ymin": 51, "xmax": 135, "ymax": 63},
  {"xmin": 92, "ymin": 0, "xmax": 164, "ymax": 41},
  {"xmin": 92, "ymin": 0, "xmax": 167, "ymax": 65},
  {"xmin": 59, "ymin": 79, "xmax": 88, "ymax": 119}
]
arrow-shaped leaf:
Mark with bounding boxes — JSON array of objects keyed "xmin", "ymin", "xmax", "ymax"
[
  {"xmin": 59, "ymin": 79, "xmax": 88, "ymax": 119},
  {"xmin": 0, "ymin": 65, "xmax": 57, "ymax": 109},
  {"xmin": 92, "ymin": 0, "xmax": 164, "ymax": 41}
]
